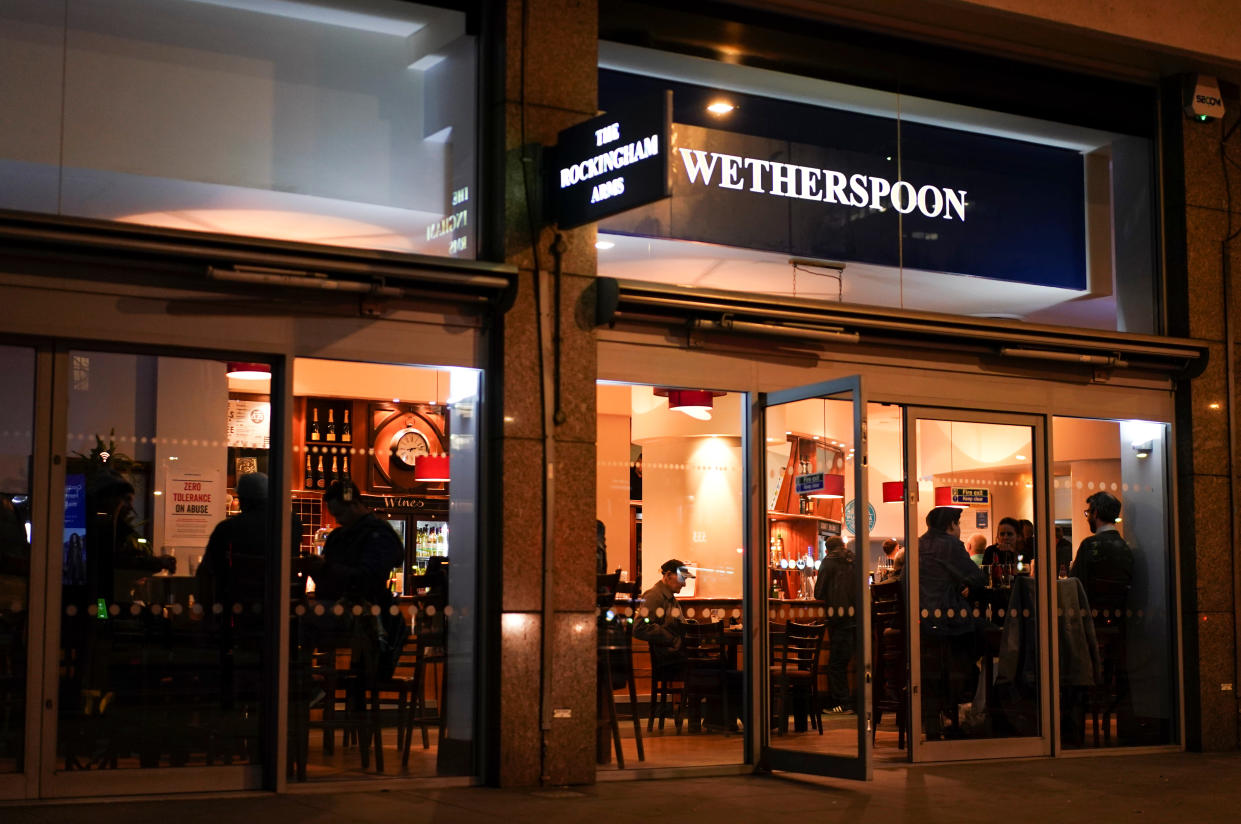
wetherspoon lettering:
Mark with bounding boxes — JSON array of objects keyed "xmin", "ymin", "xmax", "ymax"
[{"xmin": 677, "ymin": 148, "xmax": 968, "ymax": 221}]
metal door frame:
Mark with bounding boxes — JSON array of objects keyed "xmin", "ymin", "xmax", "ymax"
[{"xmin": 753, "ymin": 375, "xmax": 871, "ymax": 780}]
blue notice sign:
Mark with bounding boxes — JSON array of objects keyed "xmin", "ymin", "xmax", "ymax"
[{"xmin": 795, "ymin": 473, "xmax": 825, "ymax": 495}]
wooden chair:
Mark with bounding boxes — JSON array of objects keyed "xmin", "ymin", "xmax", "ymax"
[
  {"xmin": 597, "ymin": 614, "xmax": 644, "ymax": 767},
  {"xmin": 401, "ymin": 604, "xmax": 448, "ymax": 763},
  {"xmin": 770, "ymin": 621, "xmax": 827, "ymax": 735},
  {"xmin": 678, "ymin": 621, "xmax": 729, "ymax": 733},
  {"xmin": 871, "ymin": 578, "xmax": 907, "ymax": 748}
]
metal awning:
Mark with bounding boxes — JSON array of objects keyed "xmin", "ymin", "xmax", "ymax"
[
  {"xmin": 0, "ymin": 210, "xmax": 516, "ymax": 305},
  {"xmin": 596, "ymin": 277, "xmax": 1208, "ymax": 377}
]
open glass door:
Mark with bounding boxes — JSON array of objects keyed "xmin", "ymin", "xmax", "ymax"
[
  {"xmin": 757, "ymin": 377, "xmax": 870, "ymax": 779},
  {"xmin": 903, "ymin": 408, "xmax": 1051, "ymax": 762}
]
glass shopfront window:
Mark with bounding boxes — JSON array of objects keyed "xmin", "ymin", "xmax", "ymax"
[
  {"xmin": 0, "ymin": 0, "xmax": 476, "ymax": 258},
  {"xmin": 1052, "ymin": 417, "xmax": 1176, "ymax": 748},
  {"xmin": 0, "ymin": 346, "xmax": 34, "ymax": 776},
  {"xmin": 595, "ymin": 383, "xmax": 745, "ymax": 770},
  {"xmin": 596, "ymin": 42, "xmax": 1158, "ymax": 334},
  {"xmin": 288, "ymin": 359, "xmax": 479, "ymax": 781},
  {"xmin": 55, "ymin": 351, "xmax": 279, "ymax": 776}
]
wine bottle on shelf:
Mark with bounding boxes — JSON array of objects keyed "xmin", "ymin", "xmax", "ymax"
[
  {"xmin": 310, "ymin": 408, "xmax": 321, "ymax": 441},
  {"xmin": 341, "ymin": 409, "xmax": 352, "ymax": 442},
  {"xmin": 329, "ymin": 455, "xmax": 338, "ymax": 485},
  {"xmin": 325, "ymin": 409, "xmax": 336, "ymax": 442},
  {"xmin": 341, "ymin": 454, "xmax": 350, "ymax": 480},
  {"xmin": 316, "ymin": 456, "xmax": 325, "ymax": 489},
  {"xmin": 304, "ymin": 454, "xmax": 314, "ymax": 490}
]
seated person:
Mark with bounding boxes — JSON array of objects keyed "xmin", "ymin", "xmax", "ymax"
[
  {"xmin": 966, "ymin": 533, "xmax": 987, "ymax": 567},
  {"xmin": 634, "ymin": 558, "xmax": 694, "ymax": 677},
  {"xmin": 982, "ymin": 517, "xmax": 1020, "ymax": 567}
]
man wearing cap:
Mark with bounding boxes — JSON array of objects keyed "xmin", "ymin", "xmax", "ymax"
[{"xmin": 634, "ymin": 559, "xmax": 694, "ymax": 672}]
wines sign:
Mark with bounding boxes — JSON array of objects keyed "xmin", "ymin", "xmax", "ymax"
[{"xmin": 551, "ymin": 92, "xmax": 672, "ymax": 229}]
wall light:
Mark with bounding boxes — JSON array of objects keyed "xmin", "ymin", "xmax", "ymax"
[
  {"xmin": 596, "ymin": 240, "xmax": 615, "ymax": 250},
  {"xmin": 706, "ymin": 100, "xmax": 735, "ymax": 115}
]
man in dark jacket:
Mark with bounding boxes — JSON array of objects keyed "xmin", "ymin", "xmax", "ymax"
[
  {"xmin": 310, "ymin": 480, "xmax": 404, "ymax": 608},
  {"xmin": 815, "ymin": 536, "xmax": 856, "ymax": 713},
  {"xmin": 1070, "ymin": 491, "xmax": 1134, "ymax": 610},
  {"xmin": 634, "ymin": 558, "xmax": 694, "ymax": 674}
]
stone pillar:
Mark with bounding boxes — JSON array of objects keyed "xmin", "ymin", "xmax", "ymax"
[
  {"xmin": 490, "ymin": 0, "xmax": 600, "ymax": 786},
  {"xmin": 1169, "ymin": 78, "xmax": 1241, "ymax": 751}
]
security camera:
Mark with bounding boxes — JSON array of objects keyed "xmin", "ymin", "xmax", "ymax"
[{"xmin": 1184, "ymin": 74, "xmax": 1225, "ymax": 122}]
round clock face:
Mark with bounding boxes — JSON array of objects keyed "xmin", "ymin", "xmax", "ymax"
[
  {"xmin": 392, "ymin": 426, "xmax": 431, "ymax": 466},
  {"xmin": 392, "ymin": 428, "xmax": 431, "ymax": 467}
]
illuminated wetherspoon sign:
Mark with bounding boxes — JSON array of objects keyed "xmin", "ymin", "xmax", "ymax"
[
  {"xmin": 552, "ymin": 92, "xmax": 672, "ymax": 229},
  {"xmin": 677, "ymin": 149, "xmax": 967, "ymax": 221}
]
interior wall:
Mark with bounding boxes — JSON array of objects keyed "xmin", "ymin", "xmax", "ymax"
[
  {"xmin": 151, "ymin": 357, "xmax": 229, "ymax": 564},
  {"xmin": 595, "ymin": 412, "xmax": 631, "ymax": 577},
  {"xmin": 293, "ymin": 360, "xmax": 448, "ymax": 402}
]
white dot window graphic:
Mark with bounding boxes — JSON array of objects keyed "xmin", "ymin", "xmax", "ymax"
[
  {"xmin": 443, "ymin": 605, "xmax": 454, "ymax": 617},
  {"xmin": 67, "ymin": 604, "xmax": 79, "ymax": 617}
]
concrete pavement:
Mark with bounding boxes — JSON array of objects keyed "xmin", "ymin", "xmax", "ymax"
[{"xmin": 3, "ymin": 751, "xmax": 1236, "ymax": 824}]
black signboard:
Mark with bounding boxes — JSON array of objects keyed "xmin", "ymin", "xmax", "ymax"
[
  {"xmin": 600, "ymin": 71, "xmax": 1088, "ymax": 291},
  {"xmin": 551, "ymin": 92, "xmax": 671, "ymax": 229}
]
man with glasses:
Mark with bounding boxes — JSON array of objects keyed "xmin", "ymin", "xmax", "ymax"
[{"xmin": 1070, "ymin": 491, "xmax": 1134, "ymax": 606}]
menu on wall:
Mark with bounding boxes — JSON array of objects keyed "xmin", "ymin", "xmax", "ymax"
[
  {"xmin": 227, "ymin": 399, "xmax": 271, "ymax": 448},
  {"xmin": 163, "ymin": 467, "xmax": 225, "ymax": 548}
]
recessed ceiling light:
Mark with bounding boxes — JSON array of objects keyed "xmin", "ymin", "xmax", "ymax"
[
  {"xmin": 706, "ymin": 100, "xmax": 735, "ymax": 115},
  {"xmin": 595, "ymin": 240, "xmax": 615, "ymax": 250},
  {"xmin": 1015, "ymin": 454, "xmax": 1026, "ymax": 460}
]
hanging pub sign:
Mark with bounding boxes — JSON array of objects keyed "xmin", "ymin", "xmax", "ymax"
[{"xmin": 551, "ymin": 91, "xmax": 672, "ymax": 229}]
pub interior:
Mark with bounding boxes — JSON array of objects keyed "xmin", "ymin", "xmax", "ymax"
[
  {"xmin": 39, "ymin": 353, "xmax": 476, "ymax": 781},
  {"xmin": 595, "ymin": 383, "xmax": 1174, "ymax": 769}
]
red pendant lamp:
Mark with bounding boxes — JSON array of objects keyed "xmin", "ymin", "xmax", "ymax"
[
  {"xmin": 882, "ymin": 481, "xmax": 905, "ymax": 502},
  {"xmin": 415, "ymin": 454, "xmax": 450, "ymax": 482},
  {"xmin": 807, "ymin": 473, "xmax": 846, "ymax": 499},
  {"xmin": 653, "ymin": 387, "xmax": 727, "ymax": 421}
]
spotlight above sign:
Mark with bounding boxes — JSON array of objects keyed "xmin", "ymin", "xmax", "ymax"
[{"xmin": 550, "ymin": 92, "xmax": 672, "ymax": 229}]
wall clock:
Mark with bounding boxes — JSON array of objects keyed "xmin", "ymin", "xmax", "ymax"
[{"xmin": 369, "ymin": 403, "xmax": 445, "ymax": 491}]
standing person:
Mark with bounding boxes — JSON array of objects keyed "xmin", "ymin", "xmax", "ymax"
[
  {"xmin": 982, "ymin": 517, "xmax": 1020, "ymax": 568},
  {"xmin": 309, "ymin": 480, "xmax": 405, "ymax": 607},
  {"xmin": 634, "ymin": 559, "xmax": 693, "ymax": 675},
  {"xmin": 919, "ymin": 506, "xmax": 988, "ymax": 738},
  {"xmin": 815, "ymin": 536, "xmax": 856, "ymax": 713},
  {"xmin": 198, "ymin": 472, "xmax": 269, "ymax": 613},
  {"xmin": 1055, "ymin": 526, "xmax": 1074, "ymax": 572},
  {"xmin": 1070, "ymin": 492, "xmax": 1134, "ymax": 607}
]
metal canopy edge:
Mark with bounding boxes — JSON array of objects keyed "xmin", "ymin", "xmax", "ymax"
[{"xmin": 596, "ymin": 277, "xmax": 1208, "ymax": 376}]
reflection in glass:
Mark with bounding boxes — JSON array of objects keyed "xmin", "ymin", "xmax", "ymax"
[
  {"xmin": 57, "ymin": 352, "xmax": 271, "ymax": 770},
  {"xmin": 0, "ymin": 346, "xmax": 34, "ymax": 773}
]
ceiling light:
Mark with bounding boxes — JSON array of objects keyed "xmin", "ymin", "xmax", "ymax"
[
  {"xmin": 226, "ymin": 362, "xmax": 270, "ymax": 380},
  {"xmin": 1015, "ymin": 454, "xmax": 1026, "ymax": 460},
  {"xmin": 654, "ymin": 388, "xmax": 726, "ymax": 421},
  {"xmin": 706, "ymin": 100, "xmax": 735, "ymax": 115},
  {"xmin": 595, "ymin": 240, "xmax": 615, "ymax": 250}
]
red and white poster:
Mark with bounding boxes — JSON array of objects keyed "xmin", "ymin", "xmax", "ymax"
[{"xmin": 163, "ymin": 467, "xmax": 224, "ymax": 548}]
